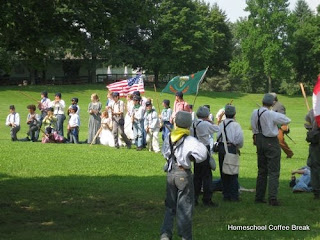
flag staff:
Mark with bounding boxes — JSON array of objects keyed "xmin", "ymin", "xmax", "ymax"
[
  {"xmin": 192, "ymin": 66, "xmax": 209, "ymax": 108},
  {"xmin": 299, "ymin": 82, "xmax": 310, "ymax": 111}
]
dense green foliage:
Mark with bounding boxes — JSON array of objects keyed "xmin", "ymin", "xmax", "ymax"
[{"xmin": 1, "ymin": 85, "xmax": 320, "ymax": 239}]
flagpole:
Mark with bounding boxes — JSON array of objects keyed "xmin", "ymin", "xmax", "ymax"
[
  {"xmin": 299, "ymin": 82, "xmax": 310, "ymax": 111},
  {"xmin": 192, "ymin": 66, "xmax": 209, "ymax": 108}
]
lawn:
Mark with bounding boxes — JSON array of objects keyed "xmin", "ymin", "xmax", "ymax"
[{"xmin": 0, "ymin": 84, "xmax": 319, "ymax": 240}]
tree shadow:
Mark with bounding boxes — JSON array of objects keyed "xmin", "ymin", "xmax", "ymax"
[{"xmin": 0, "ymin": 174, "xmax": 320, "ymax": 240}]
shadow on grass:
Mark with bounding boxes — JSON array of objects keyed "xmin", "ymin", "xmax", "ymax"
[{"xmin": 0, "ymin": 174, "xmax": 320, "ymax": 240}]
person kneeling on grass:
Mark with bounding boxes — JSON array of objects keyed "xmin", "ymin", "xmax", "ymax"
[
  {"xmin": 20, "ymin": 104, "xmax": 41, "ymax": 142},
  {"xmin": 160, "ymin": 111, "xmax": 207, "ymax": 240},
  {"xmin": 5, "ymin": 105, "xmax": 20, "ymax": 141}
]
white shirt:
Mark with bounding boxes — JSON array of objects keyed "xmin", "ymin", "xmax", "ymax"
[
  {"xmin": 69, "ymin": 113, "xmax": 80, "ymax": 127},
  {"xmin": 161, "ymin": 108, "xmax": 172, "ymax": 122},
  {"xmin": 132, "ymin": 105, "xmax": 145, "ymax": 121},
  {"xmin": 144, "ymin": 110, "xmax": 160, "ymax": 130},
  {"xmin": 6, "ymin": 112, "xmax": 20, "ymax": 126},
  {"xmin": 27, "ymin": 113, "xmax": 40, "ymax": 126},
  {"xmin": 217, "ymin": 118, "xmax": 244, "ymax": 148},
  {"xmin": 251, "ymin": 107, "xmax": 291, "ymax": 137},
  {"xmin": 39, "ymin": 98, "xmax": 51, "ymax": 112},
  {"xmin": 190, "ymin": 119, "xmax": 219, "ymax": 146},
  {"xmin": 49, "ymin": 99, "xmax": 66, "ymax": 115},
  {"xmin": 110, "ymin": 100, "xmax": 124, "ymax": 115},
  {"xmin": 162, "ymin": 135, "xmax": 207, "ymax": 170}
]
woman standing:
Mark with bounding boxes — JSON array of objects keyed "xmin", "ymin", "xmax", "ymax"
[{"xmin": 88, "ymin": 93, "xmax": 102, "ymax": 144}]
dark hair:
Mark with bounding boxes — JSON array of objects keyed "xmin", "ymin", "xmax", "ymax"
[
  {"xmin": 27, "ymin": 104, "xmax": 36, "ymax": 111},
  {"xmin": 41, "ymin": 91, "xmax": 48, "ymax": 98},
  {"xmin": 55, "ymin": 92, "xmax": 62, "ymax": 98},
  {"xmin": 9, "ymin": 105, "xmax": 15, "ymax": 110},
  {"xmin": 225, "ymin": 114, "xmax": 235, "ymax": 119}
]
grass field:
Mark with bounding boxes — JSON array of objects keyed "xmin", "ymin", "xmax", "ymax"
[{"xmin": 0, "ymin": 84, "xmax": 319, "ymax": 240}]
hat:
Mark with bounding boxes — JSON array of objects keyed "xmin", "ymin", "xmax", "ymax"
[
  {"xmin": 71, "ymin": 105, "xmax": 78, "ymax": 112},
  {"xmin": 163, "ymin": 99, "xmax": 170, "ymax": 107},
  {"xmin": 270, "ymin": 92, "xmax": 278, "ymax": 101},
  {"xmin": 55, "ymin": 92, "xmax": 62, "ymax": 98},
  {"xmin": 225, "ymin": 105, "xmax": 236, "ymax": 116},
  {"xmin": 204, "ymin": 105, "xmax": 210, "ymax": 110},
  {"xmin": 175, "ymin": 111, "xmax": 192, "ymax": 128},
  {"xmin": 133, "ymin": 95, "xmax": 141, "ymax": 101},
  {"xmin": 189, "ymin": 104, "xmax": 193, "ymax": 110},
  {"xmin": 133, "ymin": 91, "xmax": 140, "ymax": 96},
  {"xmin": 196, "ymin": 106, "xmax": 210, "ymax": 118},
  {"xmin": 145, "ymin": 100, "xmax": 152, "ymax": 106},
  {"xmin": 72, "ymin": 97, "xmax": 79, "ymax": 103},
  {"xmin": 262, "ymin": 93, "xmax": 275, "ymax": 106},
  {"xmin": 47, "ymin": 107, "xmax": 54, "ymax": 112},
  {"xmin": 175, "ymin": 91, "xmax": 183, "ymax": 98},
  {"xmin": 9, "ymin": 105, "xmax": 15, "ymax": 110},
  {"xmin": 112, "ymin": 92, "xmax": 119, "ymax": 97},
  {"xmin": 41, "ymin": 91, "xmax": 48, "ymax": 97}
]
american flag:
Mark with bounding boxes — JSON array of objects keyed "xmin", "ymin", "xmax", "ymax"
[{"xmin": 106, "ymin": 75, "xmax": 145, "ymax": 97}]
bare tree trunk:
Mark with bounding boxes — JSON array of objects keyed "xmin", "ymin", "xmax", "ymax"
[
  {"xmin": 268, "ymin": 75, "xmax": 272, "ymax": 93},
  {"xmin": 154, "ymin": 68, "xmax": 159, "ymax": 88}
]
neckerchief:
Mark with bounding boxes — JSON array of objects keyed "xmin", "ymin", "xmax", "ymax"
[{"xmin": 171, "ymin": 127, "xmax": 190, "ymax": 143}]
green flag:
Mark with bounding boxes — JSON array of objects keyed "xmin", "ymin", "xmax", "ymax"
[{"xmin": 161, "ymin": 69, "xmax": 207, "ymax": 95}]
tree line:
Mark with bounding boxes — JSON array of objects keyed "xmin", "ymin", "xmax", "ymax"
[{"xmin": 0, "ymin": 0, "xmax": 319, "ymax": 94}]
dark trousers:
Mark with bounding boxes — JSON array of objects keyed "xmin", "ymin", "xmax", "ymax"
[
  {"xmin": 255, "ymin": 134, "xmax": 281, "ymax": 201},
  {"xmin": 218, "ymin": 143, "xmax": 239, "ymax": 200},
  {"xmin": 27, "ymin": 125, "xmax": 40, "ymax": 141},
  {"xmin": 194, "ymin": 145, "xmax": 212, "ymax": 204},
  {"xmin": 55, "ymin": 114, "xmax": 66, "ymax": 137},
  {"xmin": 309, "ymin": 144, "xmax": 320, "ymax": 195}
]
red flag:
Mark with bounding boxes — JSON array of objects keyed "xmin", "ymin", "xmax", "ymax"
[
  {"xmin": 106, "ymin": 75, "xmax": 144, "ymax": 97},
  {"xmin": 312, "ymin": 74, "xmax": 320, "ymax": 127}
]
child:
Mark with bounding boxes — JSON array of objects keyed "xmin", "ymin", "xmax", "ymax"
[
  {"xmin": 124, "ymin": 94, "xmax": 134, "ymax": 141},
  {"xmin": 144, "ymin": 101, "xmax": 160, "ymax": 153},
  {"xmin": 42, "ymin": 108, "xmax": 57, "ymax": 132},
  {"xmin": 37, "ymin": 91, "xmax": 51, "ymax": 123},
  {"xmin": 160, "ymin": 111, "xmax": 207, "ymax": 240},
  {"xmin": 42, "ymin": 127, "xmax": 66, "ymax": 143},
  {"xmin": 5, "ymin": 105, "xmax": 20, "ymax": 141},
  {"xmin": 68, "ymin": 105, "xmax": 80, "ymax": 144},
  {"xmin": 68, "ymin": 97, "xmax": 80, "ymax": 116},
  {"xmin": 190, "ymin": 106, "xmax": 220, "ymax": 206},
  {"xmin": 25, "ymin": 104, "xmax": 40, "ymax": 142},
  {"xmin": 160, "ymin": 99, "xmax": 173, "ymax": 141},
  {"xmin": 99, "ymin": 111, "xmax": 115, "ymax": 147},
  {"xmin": 217, "ymin": 105, "xmax": 244, "ymax": 202},
  {"xmin": 131, "ymin": 95, "xmax": 144, "ymax": 151}
]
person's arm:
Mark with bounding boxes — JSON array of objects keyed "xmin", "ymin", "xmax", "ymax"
[
  {"xmin": 5, "ymin": 115, "xmax": 10, "ymax": 126},
  {"xmin": 292, "ymin": 169, "xmax": 306, "ymax": 175},
  {"xmin": 149, "ymin": 111, "xmax": 159, "ymax": 129},
  {"xmin": 273, "ymin": 111, "xmax": 291, "ymax": 125}
]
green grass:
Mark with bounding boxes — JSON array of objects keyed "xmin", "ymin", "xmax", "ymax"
[{"xmin": 0, "ymin": 84, "xmax": 319, "ymax": 240}]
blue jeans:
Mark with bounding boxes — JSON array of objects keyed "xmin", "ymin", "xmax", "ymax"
[
  {"xmin": 55, "ymin": 114, "xmax": 66, "ymax": 137},
  {"xmin": 161, "ymin": 165, "xmax": 194, "ymax": 240},
  {"xmin": 69, "ymin": 127, "xmax": 79, "ymax": 144},
  {"xmin": 133, "ymin": 120, "xmax": 143, "ymax": 148}
]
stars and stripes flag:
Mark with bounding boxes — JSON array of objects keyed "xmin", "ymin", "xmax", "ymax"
[
  {"xmin": 106, "ymin": 74, "xmax": 144, "ymax": 97},
  {"xmin": 312, "ymin": 74, "xmax": 320, "ymax": 127}
]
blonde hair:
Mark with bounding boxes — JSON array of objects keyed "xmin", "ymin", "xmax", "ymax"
[
  {"xmin": 101, "ymin": 110, "xmax": 108, "ymax": 118},
  {"xmin": 91, "ymin": 93, "xmax": 100, "ymax": 102}
]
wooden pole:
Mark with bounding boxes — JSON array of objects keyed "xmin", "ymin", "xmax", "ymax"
[
  {"xmin": 90, "ymin": 127, "xmax": 103, "ymax": 146},
  {"xmin": 192, "ymin": 66, "xmax": 209, "ymax": 109},
  {"xmin": 19, "ymin": 91, "xmax": 39, "ymax": 103},
  {"xmin": 300, "ymin": 83, "xmax": 310, "ymax": 111}
]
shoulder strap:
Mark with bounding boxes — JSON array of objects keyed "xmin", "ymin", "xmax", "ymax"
[
  {"xmin": 169, "ymin": 134, "xmax": 188, "ymax": 161},
  {"xmin": 193, "ymin": 121, "xmax": 203, "ymax": 139},
  {"xmin": 217, "ymin": 120, "xmax": 233, "ymax": 142},
  {"xmin": 257, "ymin": 109, "xmax": 267, "ymax": 133}
]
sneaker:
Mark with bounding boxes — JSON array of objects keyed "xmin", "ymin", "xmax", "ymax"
[
  {"xmin": 127, "ymin": 143, "xmax": 132, "ymax": 149},
  {"xmin": 269, "ymin": 199, "xmax": 280, "ymax": 206}
]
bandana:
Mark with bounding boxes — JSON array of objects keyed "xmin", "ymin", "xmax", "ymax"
[{"xmin": 170, "ymin": 127, "xmax": 190, "ymax": 143}]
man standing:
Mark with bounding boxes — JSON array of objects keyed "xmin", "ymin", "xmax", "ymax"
[
  {"xmin": 305, "ymin": 109, "xmax": 320, "ymax": 199},
  {"xmin": 271, "ymin": 93, "xmax": 294, "ymax": 158},
  {"xmin": 110, "ymin": 92, "xmax": 131, "ymax": 149},
  {"xmin": 251, "ymin": 93, "xmax": 291, "ymax": 206},
  {"xmin": 160, "ymin": 111, "xmax": 207, "ymax": 240}
]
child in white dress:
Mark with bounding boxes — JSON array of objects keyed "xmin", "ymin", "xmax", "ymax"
[{"xmin": 99, "ymin": 111, "xmax": 115, "ymax": 147}]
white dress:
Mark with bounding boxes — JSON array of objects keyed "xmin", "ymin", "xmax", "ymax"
[
  {"xmin": 124, "ymin": 100, "xmax": 134, "ymax": 140},
  {"xmin": 99, "ymin": 117, "xmax": 115, "ymax": 147}
]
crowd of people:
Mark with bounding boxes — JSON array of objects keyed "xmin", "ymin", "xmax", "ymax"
[{"xmin": 5, "ymin": 90, "xmax": 320, "ymax": 240}]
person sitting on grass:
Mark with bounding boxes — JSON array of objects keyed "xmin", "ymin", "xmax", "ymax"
[
  {"xmin": 42, "ymin": 127, "xmax": 66, "ymax": 143},
  {"xmin": 42, "ymin": 108, "xmax": 57, "ymax": 132},
  {"xmin": 99, "ymin": 110, "xmax": 115, "ymax": 147},
  {"xmin": 290, "ymin": 166, "xmax": 312, "ymax": 193}
]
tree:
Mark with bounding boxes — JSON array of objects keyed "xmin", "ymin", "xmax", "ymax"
[{"xmin": 230, "ymin": 0, "xmax": 292, "ymax": 93}]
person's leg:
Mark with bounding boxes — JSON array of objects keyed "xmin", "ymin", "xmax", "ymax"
[
  {"xmin": 160, "ymin": 172, "xmax": 177, "ymax": 240},
  {"xmin": 112, "ymin": 120, "xmax": 119, "ymax": 148},
  {"xmin": 176, "ymin": 171, "xmax": 194, "ymax": 240},
  {"xmin": 119, "ymin": 120, "xmax": 131, "ymax": 147},
  {"xmin": 310, "ymin": 145, "xmax": 320, "ymax": 198},
  {"xmin": 193, "ymin": 162, "xmax": 201, "ymax": 205},
  {"xmin": 255, "ymin": 135, "xmax": 268, "ymax": 202},
  {"xmin": 11, "ymin": 125, "xmax": 20, "ymax": 141},
  {"xmin": 152, "ymin": 129, "xmax": 160, "ymax": 152},
  {"xmin": 278, "ymin": 128, "xmax": 293, "ymax": 158}
]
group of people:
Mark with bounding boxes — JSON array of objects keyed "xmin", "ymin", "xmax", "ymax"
[{"xmin": 5, "ymin": 90, "xmax": 320, "ymax": 240}]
